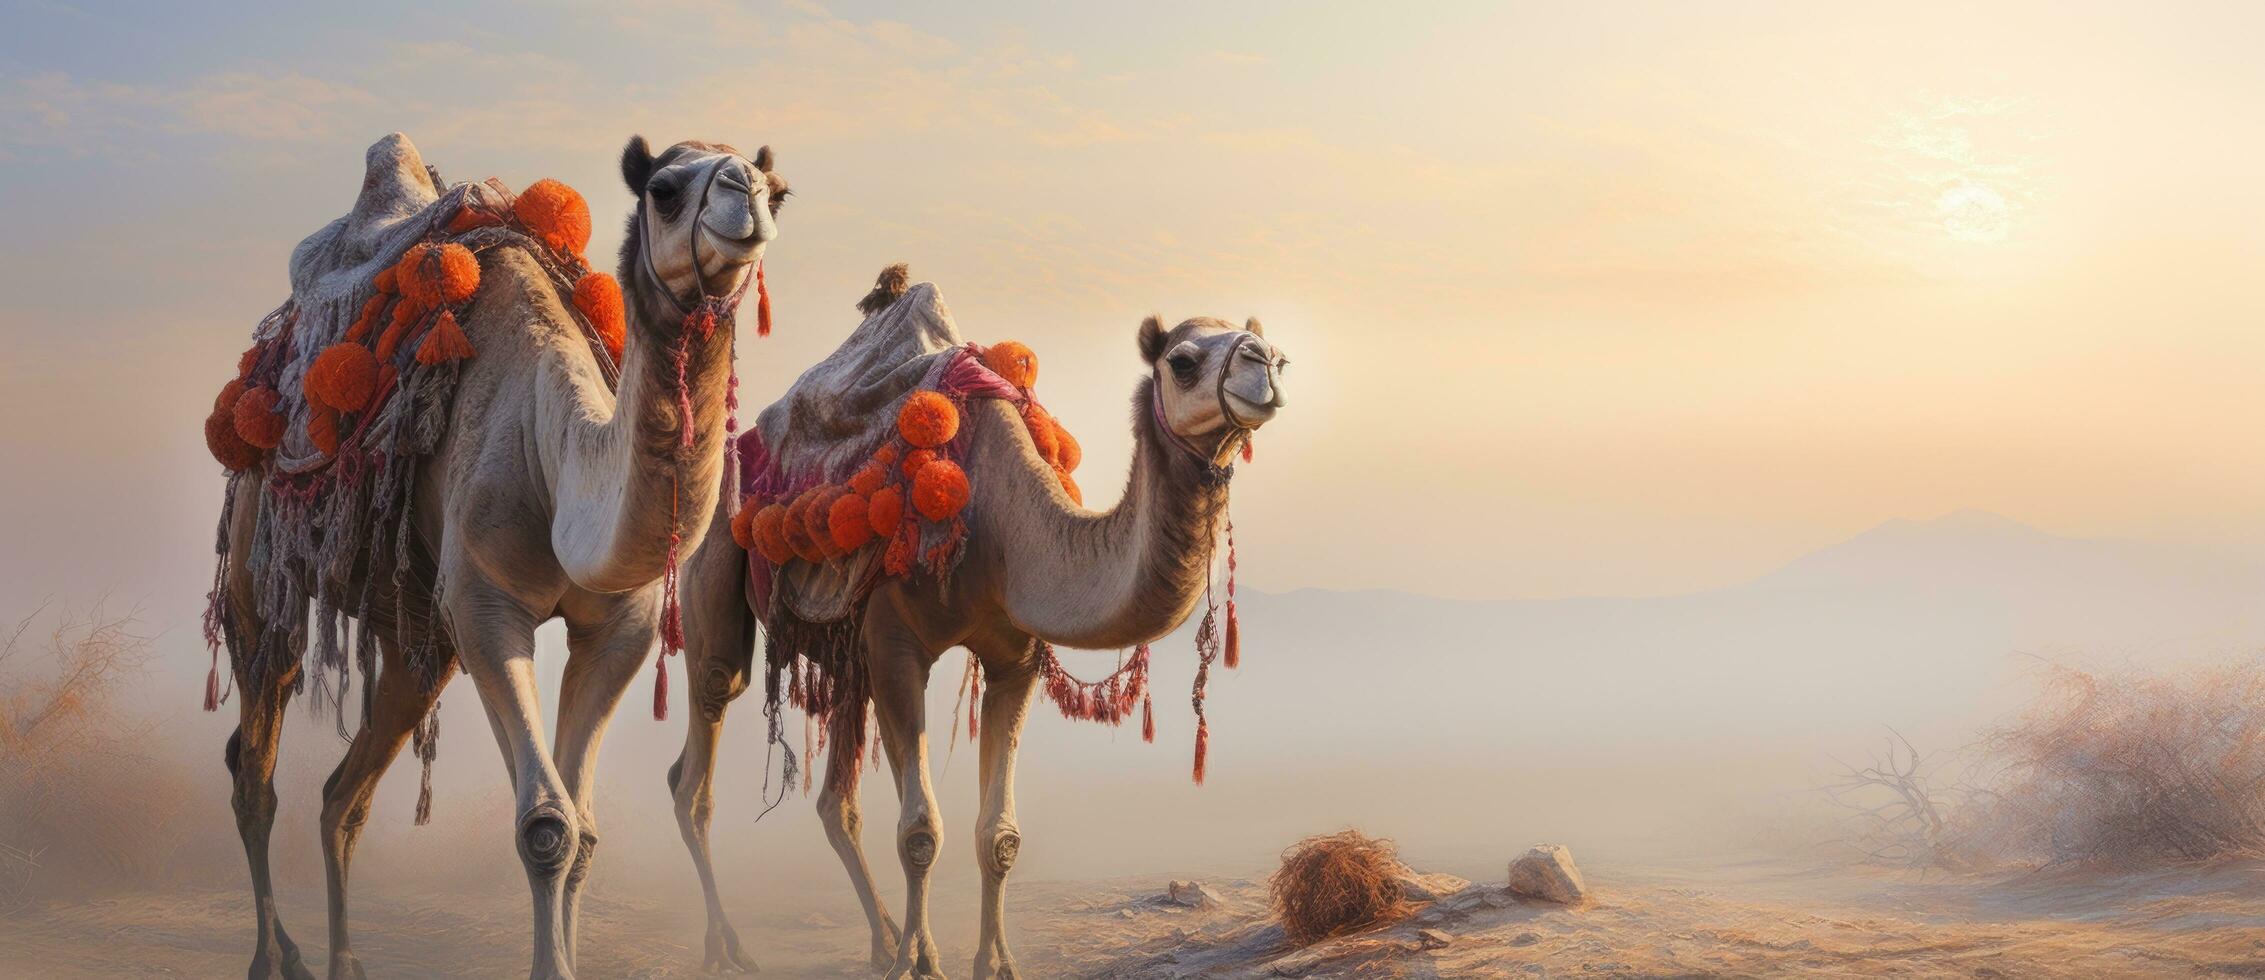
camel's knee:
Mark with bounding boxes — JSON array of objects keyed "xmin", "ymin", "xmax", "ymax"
[
  {"xmin": 695, "ymin": 661, "xmax": 746, "ymax": 722},
  {"xmin": 224, "ymin": 729, "xmax": 243, "ymax": 777},
  {"xmin": 565, "ymin": 829, "xmax": 600, "ymax": 892},
  {"xmin": 980, "ymin": 824, "xmax": 1022, "ymax": 878},
  {"xmin": 899, "ymin": 813, "xmax": 941, "ymax": 871},
  {"xmin": 516, "ymin": 803, "xmax": 579, "ymax": 879}
]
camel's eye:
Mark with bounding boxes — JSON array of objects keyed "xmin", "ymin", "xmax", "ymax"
[
  {"xmin": 648, "ymin": 179, "xmax": 682, "ymax": 215},
  {"xmin": 1167, "ymin": 347, "xmax": 1201, "ymax": 387}
]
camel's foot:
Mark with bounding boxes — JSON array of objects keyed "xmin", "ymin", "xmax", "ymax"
[
  {"xmin": 249, "ymin": 929, "xmax": 315, "ymax": 980},
  {"xmin": 973, "ymin": 949, "xmax": 1020, "ymax": 980},
  {"xmin": 870, "ymin": 914, "xmax": 904, "ymax": 971},
  {"xmin": 885, "ymin": 932, "xmax": 947, "ymax": 980},
  {"xmin": 702, "ymin": 917, "xmax": 759, "ymax": 974},
  {"xmin": 326, "ymin": 949, "xmax": 367, "ymax": 980}
]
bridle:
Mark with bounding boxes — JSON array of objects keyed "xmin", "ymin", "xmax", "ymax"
[
  {"xmin": 1150, "ymin": 331, "xmax": 1274, "ymax": 471},
  {"xmin": 638, "ymin": 154, "xmax": 755, "ymax": 323}
]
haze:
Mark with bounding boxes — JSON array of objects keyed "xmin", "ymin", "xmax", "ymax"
[{"xmin": 2, "ymin": 2, "xmax": 2263, "ymax": 970}]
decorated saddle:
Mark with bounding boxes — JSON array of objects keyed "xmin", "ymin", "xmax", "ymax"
[
  {"xmin": 727, "ymin": 268, "xmax": 1087, "ymax": 791},
  {"xmin": 198, "ymin": 134, "xmax": 630, "ymax": 819}
]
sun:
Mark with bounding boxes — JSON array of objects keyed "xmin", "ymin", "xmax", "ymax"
[{"xmin": 1935, "ymin": 180, "xmax": 2011, "ymax": 243}]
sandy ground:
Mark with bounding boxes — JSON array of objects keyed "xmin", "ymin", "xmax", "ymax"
[{"xmin": 5, "ymin": 856, "xmax": 2265, "ymax": 977}]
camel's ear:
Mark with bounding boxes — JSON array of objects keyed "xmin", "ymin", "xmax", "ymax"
[
  {"xmin": 753, "ymin": 145, "xmax": 774, "ymax": 173},
  {"xmin": 1138, "ymin": 315, "xmax": 1167, "ymax": 363},
  {"xmin": 621, "ymin": 136, "xmax": 655, "ymax": 195},
  {"xmin": 1244, "ymin": 316, "xmax": 1264, "ymax": 338}
]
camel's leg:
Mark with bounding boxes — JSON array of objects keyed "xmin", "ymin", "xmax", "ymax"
[
  {"xmin": 317, "ymin": 637, "xmax": 448, "ymax": 980},
  {"xmin": 449, "ymin": 577, "xmax": 579, "ymax": 980},
  {"xmin": 551, "ymin": 594, "xmax": 663, "ymax": 972},
  {"xmin": 868, "ymin": 614, "xmax": 946, "ymax": 980},
  {"xmin": 229, "ymin": 666, "xmax": 314, "ymax": 980},
  {"xmin": 967, "ymin": 640, "xmax": 1038, "ymax": 980},
  {"xmin": 668, "ymin": 563, "xmax": 760, "ymax": 975},
  {"xmin": 818, "ymin": 710, "xmax": 903, "ymax": 970}
]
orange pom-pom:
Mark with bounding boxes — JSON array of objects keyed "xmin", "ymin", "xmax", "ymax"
[
  {"xmin": 911, "ymin": 458, "xmax": 971, "ymax": 522},
  {"xmin": 753, "ymin": 503, "xmax": 793, "ymax": 565},
  {"xmin": 308, "ymin": 404, "xmax": 341, "ymax": 456},
  {"xmin": 873, "ymin": 444, "xmax": 901, "ymax": 467},
  {"xmin": 237, "ymin": 345, "xmax": 260, "ymax": 378},
  {"xmin": 346, "ymin": 294, "xmax": 386, "ymax": 343},
  {"xmin": 307, "ymin": 342, "xmax": 379, "ymax": 412},
  {"xmin": 849, "ymin": 461, "xmax": 887, "ymax": 497},
  {"xmin": 373, "ymin": 267, "xmax": 397, "ymax": 294},
  {"xmin": 394, "ymin": 245, "xmax": 433, "ymax": 302},
  {"xmin": 416, "ymin": 310, "xmax": 476, "ymax": 365},
  {"xmin": 804, "ymin": 488, "xmax": 849, "ymax": 558},
  {"xmin": 896, "ymin": 390, "xmax": 959, "ymax": 449},
  {"xmin": 784, "ymin": 492, "xmax": 827, "ymax": 563},
  {"xmin": 1056, "ymin": 466, "xmax": 1083, "ymax": 506},
  {"xmin": 1054, "ymin": 418, "xmax": 1082, "ymax": 473},
  {"xmin": 1023, "ymin": 403, "xmax": 1060, "ymax": 464},
  {"xmin": 399, "ymin": 243, "xmax": 480, "ymax": 307},
  {"xmin": 205, "ymin": 410, "xmax": 261, "ymax": 471},
  {"xmin": 231, "ymin": 386, "xmax": 286, "ymax": 450},
  {"xmin": 573, "ymin": 272, "xmax": 626, "ymax": 361},
  {"xmin": 730, "ymin": 504, "xmax": 757, "ymax": 549},
  {"xmin": 900, "ymin": 447, "xmax": 936, "ymax": 482},
  {"xmin": 215, "ymin": 378, "xmax": 246, "ymax": 415},
  {"xmin": 983, "ymin": 341, "xmax": 1038, "ymax": 389},
  {"xmin": 829, "ymin": 493, "xmax": 874, "ymax": 552},
  {"xmin": 867, "ymin": 485, "xmax": 904, "ymax": 537},
  {"xmin": 514, "ymin": 178, "xmax": 592, "ymax": 255}
]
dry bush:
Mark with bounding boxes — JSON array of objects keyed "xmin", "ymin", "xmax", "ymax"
[
  {"xmin": 0, "ymin": 603, "xmax": 197, "ymax": 906},
  {"xmin": 1269, "ymin": 830, "xmax": 1411, "ymax": 946},
  {"xmin": 1826, "ymin": 729, "xmax": 1986, "ymax": 870},
  {"xmin": 1956, "ymin": 660, "xmax": 2265, "ymax": 867}
]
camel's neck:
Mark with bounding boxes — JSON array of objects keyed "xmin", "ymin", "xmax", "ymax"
[
  {"xmin": 978, "ymin": 378, "xmax": 1232, "ymax": 648},
  {"xmin": 546, "ymin": 234, "xmax": 738, "ymax": 593}
]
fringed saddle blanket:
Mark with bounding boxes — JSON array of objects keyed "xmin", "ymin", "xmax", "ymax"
[
  {"xmin": 725, "ymin": 274, "xmax": 1112, "ymax": 794},
  {"xmin": 198, "ymin": 135, "xmax": 626, "ymax": 820}
]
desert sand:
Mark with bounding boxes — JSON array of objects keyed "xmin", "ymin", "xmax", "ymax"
[{"xmin": 6, "ymin": 854, "xmax": 2263, "ymax": 977}]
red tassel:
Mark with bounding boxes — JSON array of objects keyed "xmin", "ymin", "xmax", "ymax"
[
  {"xmin": 1142, "ymin": 694, "xmax": 1155, "ymax": 743},
  {"xmin": 203, "ymin": 661, "xmax": 220, "ymax": 712},
  {"xmin": 415, "ymin": 310, "xmax": 476, "ymax": 365},
  {"xmin": 1241, "ymin": 436, "xmax": 1254, "ymax": 463},
  {"xmin": 1224, "ymin": 601, "xmax": 1241, "ymax": 669},
  {"xmin": 756, "ymin": 262, "xmax": 772, "ymax": 338},
  {"xmin": 1193, "ymin": 718, "xmax": 1209, "ymax": 785},
  {"xmin": 968, "ymin": 666, "xmax": 981, "ymax": 739},
  {"xmin": 652, "ymin": 654, "xmax": 670, "ymax": 721}
]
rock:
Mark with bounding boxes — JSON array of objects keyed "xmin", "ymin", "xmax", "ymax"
[
  {"xmin": 1507, "ymin": 844, "xmax": 1588, "ymax": 904},
  {"xmin": 1416, "ymin": 928, "xmax": 1454, "ymax": 950},
  {"xmin": 1165, "ymin": 879, "xmax": 1224, "ymax": 908},
  {"xmin": 1394, "ymin": 868, "xmax": 1473, "ymax": 903},
  {"xmin": 1510, "ymin": 931, "xmax": 1543, "ymax": 946}
]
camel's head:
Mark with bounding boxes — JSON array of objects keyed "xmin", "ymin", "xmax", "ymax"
[
  {"xmin": 1141, "ymin": 315, "xmax": 1289, "ymax": 463},
  {"xmin": 619, "ymin": 135, "xmax": 788, "ymax": 309}
]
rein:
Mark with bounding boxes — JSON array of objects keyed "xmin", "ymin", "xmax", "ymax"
[{"xmin": 638, "ymin": 182, "xmax": 765, "ymax": 721}]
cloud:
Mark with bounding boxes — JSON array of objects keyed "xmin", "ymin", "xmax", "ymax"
[{"xmin": 0, "ymin": 68, "xmax": 377, "ymax": 153}]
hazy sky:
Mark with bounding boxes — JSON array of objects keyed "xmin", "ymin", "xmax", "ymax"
[{"xmin": 3, "ymin": 0, "xmax": 2262, "ymax": 608}]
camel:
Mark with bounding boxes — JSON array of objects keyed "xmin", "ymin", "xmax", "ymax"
[
  {"xmin": 667, "ymin": 270, "xmax": 1290, "ymax": 978},
  {"xmin": 211, "ymin": 132, "xmax": 786, "ymax": 980}
]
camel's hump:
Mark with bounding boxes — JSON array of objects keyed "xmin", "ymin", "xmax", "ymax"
[{"xmin": 288, "ymin": 133, "xmax": 442, "ymax": 295}]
